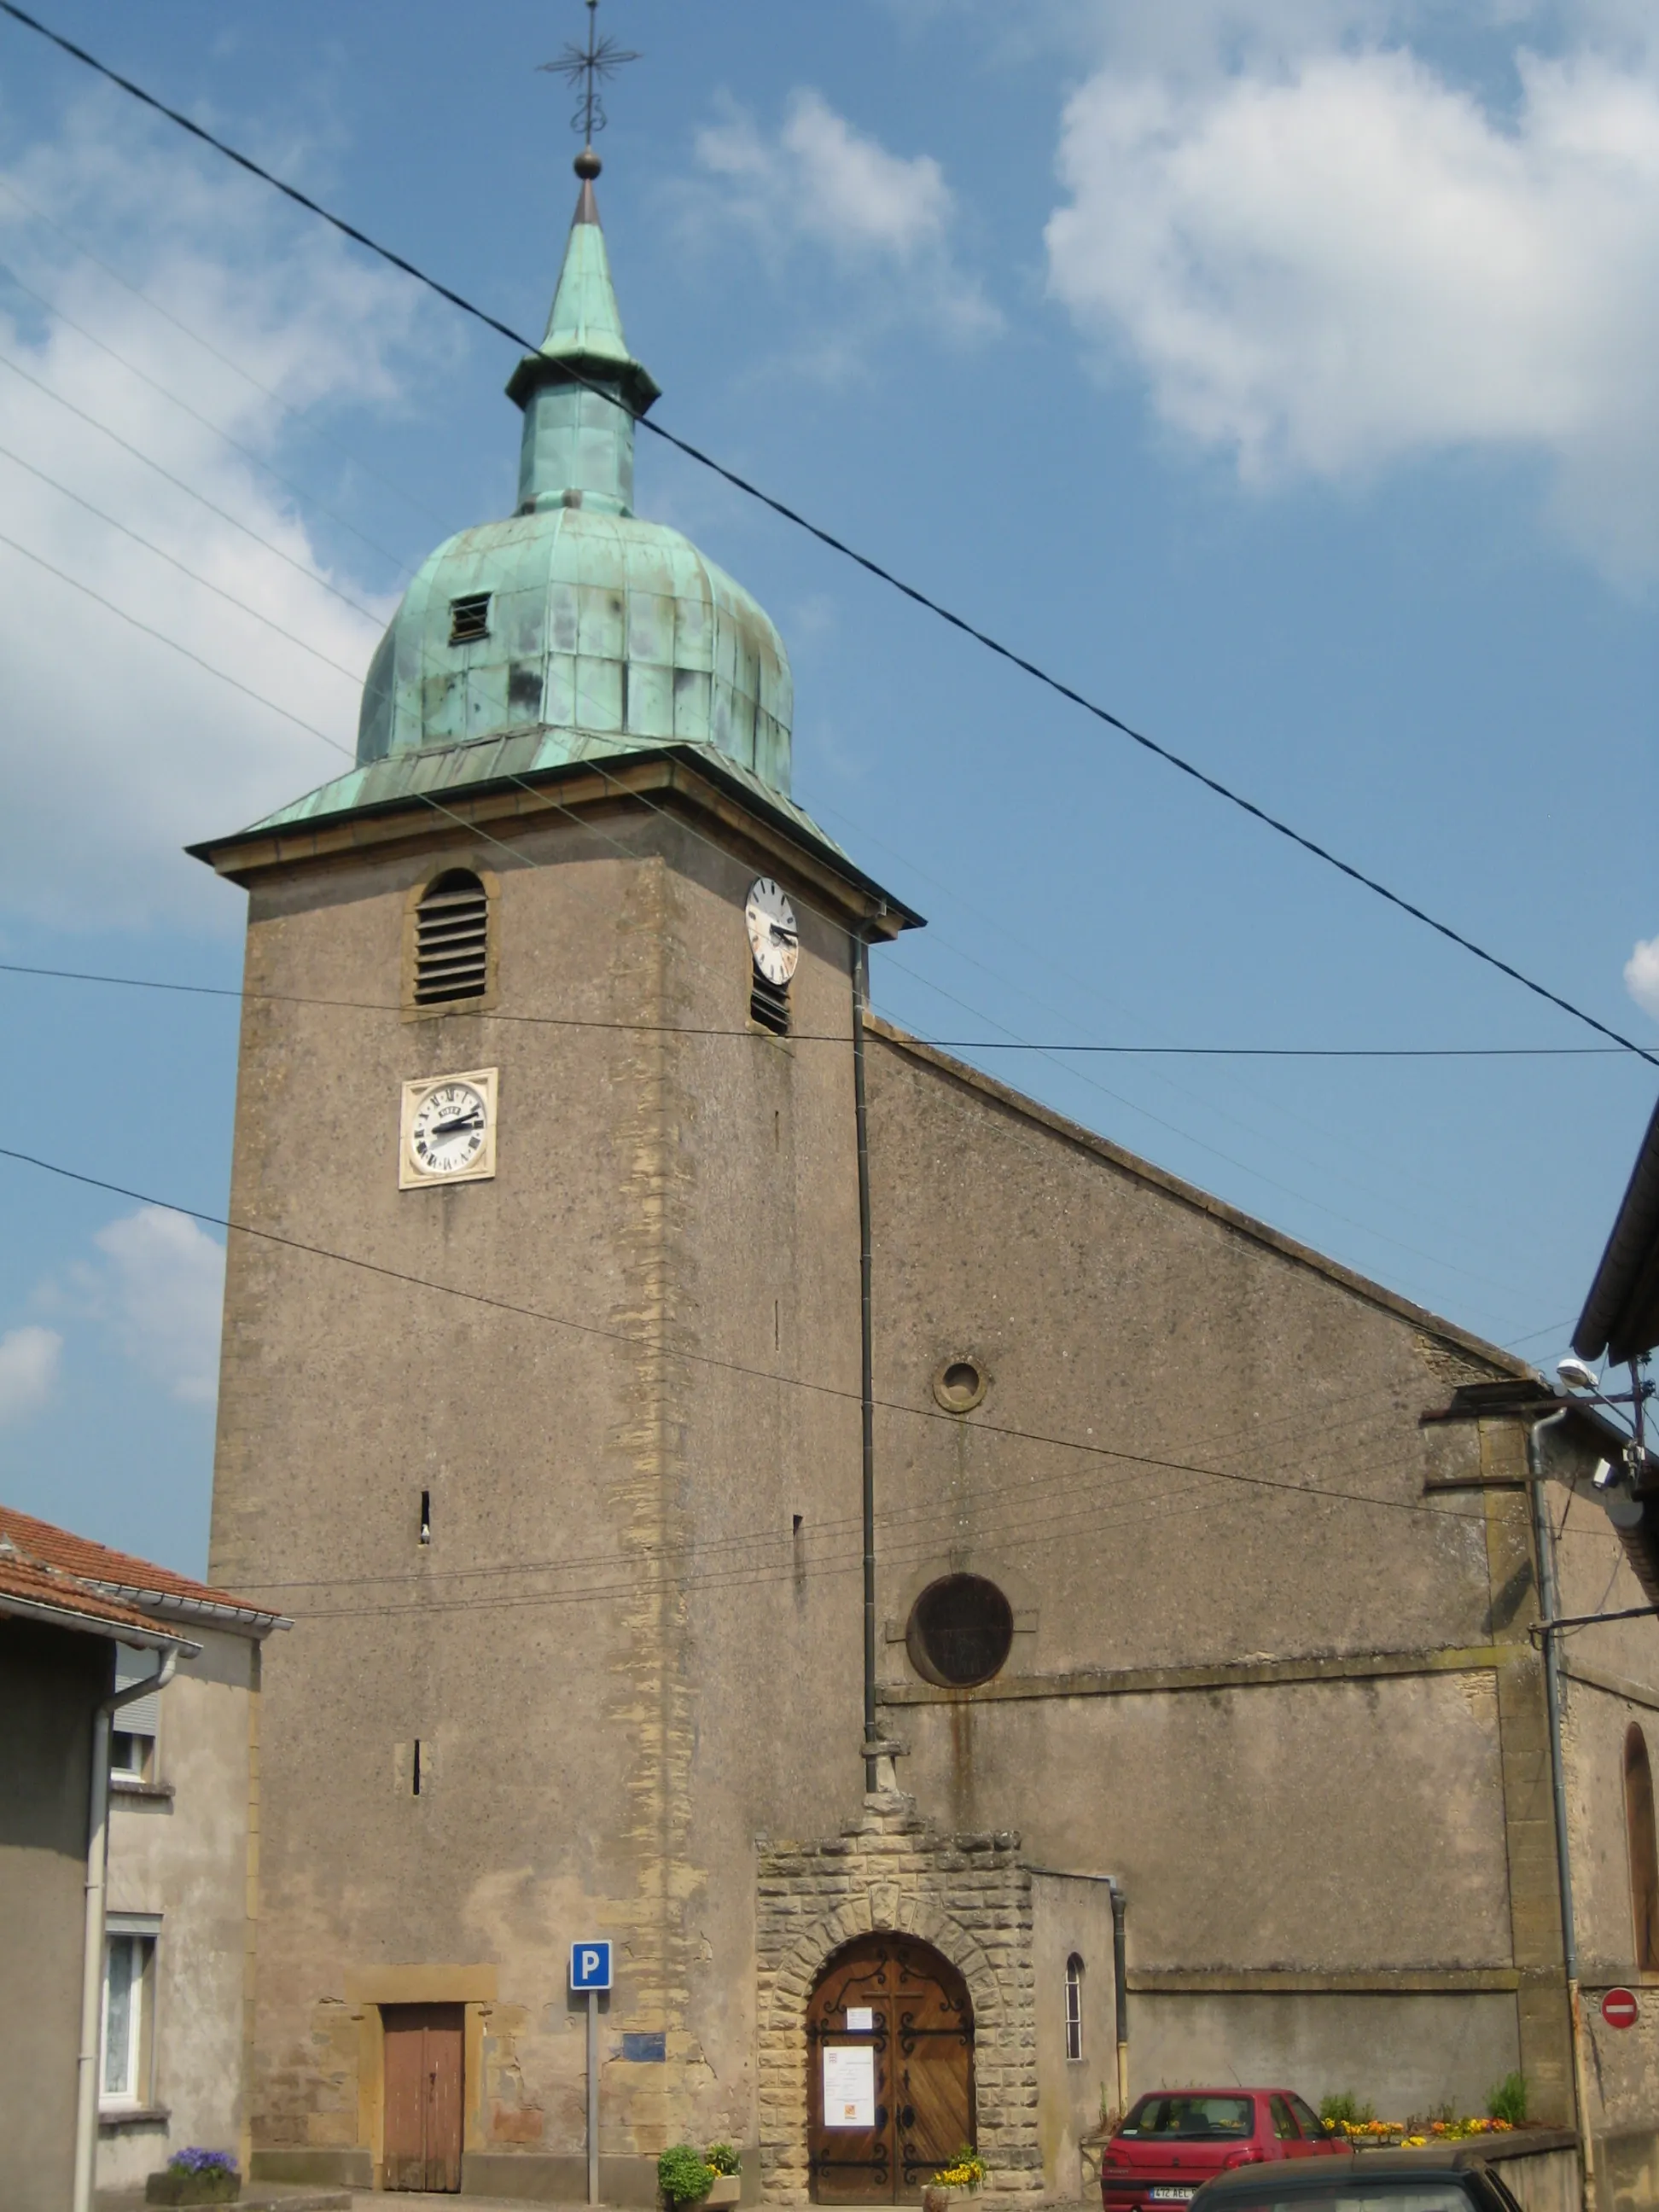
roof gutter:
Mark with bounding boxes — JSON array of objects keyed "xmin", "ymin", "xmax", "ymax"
[
  {"xmin": 73, "ymin": 1642, "xmax": 189, "ymax": 2212},
  {"xmin": 0, "ymin": 1589, "xmax": 200, "ymax": 1653}
]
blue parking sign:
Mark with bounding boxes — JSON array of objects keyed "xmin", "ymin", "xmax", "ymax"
[{"xmin": 571, "ymin": 1940, "xmax": 612, "ymax": 1992}]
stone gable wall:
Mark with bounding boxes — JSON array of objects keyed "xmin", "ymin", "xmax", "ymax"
[{"xmin": 756, "ymin": 1789, "xmax": 1043, "ymax": 2203}]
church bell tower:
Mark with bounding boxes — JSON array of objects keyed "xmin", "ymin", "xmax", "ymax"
[{"xmin": 191, "ymin": 145, "xmax": 918, "ymax": 2196}]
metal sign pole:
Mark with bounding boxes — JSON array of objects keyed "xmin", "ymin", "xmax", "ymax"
[{"xmin": 587, "ymin": 1987, "xmax": 599, "ymax": 2206}]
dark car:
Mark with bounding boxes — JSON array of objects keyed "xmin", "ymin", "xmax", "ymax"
[
  {"xmin": 1102, "ymin": 2089, "xmax": 1351, "ymax": 2210},
  {"xmin": 1186, "ymin": 2144, "xmax": 1531, "ymax": 2212}
]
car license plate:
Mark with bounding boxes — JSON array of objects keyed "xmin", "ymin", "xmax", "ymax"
[{"xmin": 1150, "ymin": 2191, "xmax": 1196, "ymax": 2201}]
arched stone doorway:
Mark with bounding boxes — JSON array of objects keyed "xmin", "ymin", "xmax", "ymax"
[{"xmin": 806, "ymin": 1933, "xmax": 975, "ymax": 2204}]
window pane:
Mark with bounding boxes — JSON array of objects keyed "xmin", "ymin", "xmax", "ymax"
[
  {"xmin": 1121, "ymin": 2095, "xmax": 1254, "ymax": 2139},
  {"xmin": 103, "ymin": 1936, "xmax": 137, "ymax": 2097},
  {"xmin": 1289, "ymin": 2096, "xmax": 1328, "ymax": 2141}
]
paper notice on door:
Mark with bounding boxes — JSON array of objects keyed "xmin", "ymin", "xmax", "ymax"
[
  {"xmin": 845, "ymin": 2007, "xmax": 874, "ymax": 2032},
  {"xmin": 822, "ymin": 2043, "xmax": 876, "ymax": 2128}
]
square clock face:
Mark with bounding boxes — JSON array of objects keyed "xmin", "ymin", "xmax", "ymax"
[{"xmin": 399, "ymin": 1068, "xmax": 499, "ymax": 1189}]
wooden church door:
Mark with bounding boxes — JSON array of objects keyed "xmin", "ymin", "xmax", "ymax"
[
  {"xmin": 806, "ymin": 1934, "xmax": 975, "ymax": 2203},
  {"xmin": 382, "ymin": 2004, "xmax": 464, "ymax": 2192}
]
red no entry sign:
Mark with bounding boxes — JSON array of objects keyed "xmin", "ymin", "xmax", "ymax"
[{"xmin": 1602, "ymin": 1988, "xmax": 1639, "ymax": 2029}]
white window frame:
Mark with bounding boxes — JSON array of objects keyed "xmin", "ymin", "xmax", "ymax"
[
  {"xmin": 1064, "ymin": 1953, "xmax": 1084, "ymax": 2064},
  {"xmin": 101, "ymin": 1915, "xmax": 161, "ymax": 2113}
]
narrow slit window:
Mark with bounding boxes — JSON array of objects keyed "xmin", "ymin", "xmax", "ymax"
[
  {"xmin": 412, "ymin": 1740, "xmax": 424, "ymax": 1797},
  {"xmin": 1065, "ymin": 1953, "xmax": 1084, "ymax": 2062},
  {"xmin": 449, "ymin": 592, "xmax": 491, "ymax": 644},
  {"xmin": 414, "ymin": 870, "xmax": 489, "ymax": 1006},
  {"xmin": 419, "ymin": 1491, "xmax": 432, "ymax": 1546},
  {"xmin": 1627, "ymin": 1725, "xmax": 1659, "ymax": 1969}
]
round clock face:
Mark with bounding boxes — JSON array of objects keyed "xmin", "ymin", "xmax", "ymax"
[
  {"xmin": 410, "ymin": 1080, "xmax": 489, "ymax": 1178},
  {"xmin": 745, "ymin": 877, "xmax": 800, "ymax": 987}
]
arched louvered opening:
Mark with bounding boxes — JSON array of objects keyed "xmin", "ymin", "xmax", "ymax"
[
  {"xmin": 1627, "ymin": 1725, "xmax": 1659, "ymax": 1970},
  {"xmin": 413, "ymin": 870, "xmax": 490, "ymax": 1007}
]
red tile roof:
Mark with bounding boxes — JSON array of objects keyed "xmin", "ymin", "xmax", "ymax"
[
  {"xmin": 0, "ymin": 1503, "xmax": 284, "ymax": 1628},
  {"xmin": 0, "ymin": 1549, "xmax": 175, "ymax": 1641}
]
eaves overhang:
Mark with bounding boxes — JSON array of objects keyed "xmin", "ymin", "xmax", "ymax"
[
  {"xmin": 0, "ymin": 1587, "xmax": 201, "ymax": 1656},
  {"xmin": 1575, "ymin": 1091, "xmax": 1659, "ymax": 1365},
  {"xmin": 188, "ymin": 739, "xmax": 925, "ymax": 939}
]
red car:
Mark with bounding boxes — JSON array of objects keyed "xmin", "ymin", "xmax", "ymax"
[{"xmin": 1102, "ymin": 2088, "xmax": 1351, "ymax": 2210}]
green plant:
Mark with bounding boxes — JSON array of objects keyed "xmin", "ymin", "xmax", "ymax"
[
  {"xmin": 1487, "ymin": 2075, "xmax": 1528, "ymax": 2127},
  {"xmin": 705, "ymin": 2145, "xmax": 742, "ymax": 2178},
  {"xmin": 1318, "ymin": 2094, "xmax": 1375, "ymax": 2129},
  {"xmin": 932, "ymin": 2146, "xmax": 987, "ymax": 2192},
  {"xmin": 659, "ymin": 2146, "xmax": 715, "ymax": 2205}
]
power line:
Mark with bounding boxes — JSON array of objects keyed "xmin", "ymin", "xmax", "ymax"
[
  {"xmin": 0, "ymin": 1134, "xmax": 1551, "ymax": 1540},
  {"xmin": 0, "ymin": 957, "xmax": 1622, "ymax": 1057},
  {"xmin": 0, "ymin": 253, "xmax": 420, "ymax": 580},
  {"xmin": 0, "ymin": 442, "xmax": 364, "ymax": 679},
  {"xmin": 3, "ymin": 0, "xmax": 1652, "ymax": 1069},
  {"xmin": 0, "ymin": 341, "xmax": 386, "ymax": 623}
]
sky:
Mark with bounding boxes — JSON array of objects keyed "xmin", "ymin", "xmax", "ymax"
[{"xmin": 0, "ymin": 0, "xmax": 1656, "ymax": 1573}]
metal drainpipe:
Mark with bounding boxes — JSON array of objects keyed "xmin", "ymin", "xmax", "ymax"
[
  {"xmin": 73, "ymin": 1647, "xmax": 180, "ymax": 2212},
  {"xmin": 1528, "ymin": 1410, "xmax": 1596, "ymax": 2209},
  {"xmin": 1107, "ymin": 1881, "xmax": 1130, "ymax": 2123},
  {"xmin": 851, "ymin": 931, "xmax": 877, "ymax": 1793}
]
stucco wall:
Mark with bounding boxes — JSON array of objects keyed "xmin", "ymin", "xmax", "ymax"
[
  {"xmin": 98, "ymin": 1624, "xmax": 258, "ymax": 2189},
  {"xmin": 0, "ymin": 1616, "xmax": 110, "ymax": 2212},
  {"xmin": 1030, "ymin": 1874, "xmax": 1117, "ymax": 2194},
  {"xmin": 210, "ymin": 798, "xmax": 873, "ymax": 2189}
]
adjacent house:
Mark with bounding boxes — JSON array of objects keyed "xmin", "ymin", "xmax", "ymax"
[{"xmin": 0, "ymin": 1505, "xmax": 286, "ymax": 2203}]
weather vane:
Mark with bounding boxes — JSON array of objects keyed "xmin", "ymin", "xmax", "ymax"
[{"xmin": 540, "ymin": 0, "xmax": 640, "ymax": 167}]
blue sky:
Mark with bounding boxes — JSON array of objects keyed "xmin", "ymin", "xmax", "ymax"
[{"xmin": 1, "ymin": 0, "xmax": 1656, "ymax": 1572}]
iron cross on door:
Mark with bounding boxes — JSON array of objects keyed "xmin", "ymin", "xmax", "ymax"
[{"xmin": 806, "ymin": 1934, "xmax": 976, "ymax": 2204}]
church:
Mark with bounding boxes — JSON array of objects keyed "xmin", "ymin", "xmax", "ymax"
[{"xmin": 190, "ymin": 146, "xmax": 1659, "ymax": 2203}]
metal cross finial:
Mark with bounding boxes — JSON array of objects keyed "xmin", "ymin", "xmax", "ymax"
[{"xmin": 539, "ymin": 0, "xmax": 640, "ymax": 155}]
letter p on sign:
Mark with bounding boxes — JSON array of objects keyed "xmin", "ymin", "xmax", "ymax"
[{"xmin": 571, "ymin": 1940, "xmax": 613, "ymax": 1992}]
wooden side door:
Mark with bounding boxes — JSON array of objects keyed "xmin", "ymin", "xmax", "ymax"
[
  {"xmin": 806, "ymin": 1935, "xmax": 974, "ymax": 2205},
  {"xmin": 382, "ymin": 2004, "xmax": 464, "ymax": 2193}
]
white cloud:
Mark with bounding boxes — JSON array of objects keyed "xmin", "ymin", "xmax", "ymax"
[
  {"xmin": 0, "ymin": 98, "xmax": 429, "ymax": 931},
  {"xmin": 1045, "ymin": 28, "xmax": 1659, "ymax": 577},
  {"xmin": 88, "ymin": 1208, "xmax": 226, "ymax": 1406},
  {"xmin": 1627, "ymin": 935, "xmax": 1659, "ymax": 1020},
  {"xmin": 687, "ymin": 90, "xmax": 999, "ymax": 348},
  {"xmin": 0, "ymin": 1325, "xmax": 62, "ymax": 1426}
]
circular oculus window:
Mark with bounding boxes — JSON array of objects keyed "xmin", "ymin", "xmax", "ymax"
[
  {"xmin": 905, "ymin": 1574, "xmax": 1015, "ymax": 1688},
  {"xmin": 932, "ymin": 1357, "xmax": 987, "ymax": 1413}
]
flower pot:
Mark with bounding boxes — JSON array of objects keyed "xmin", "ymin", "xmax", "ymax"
[
  {"xmin": 923, "ymin": 2189, "xmax": 952, "ymax": 2212},
  {"xmin": 705, "ymin": 2176, "xmax": 742, "ymax": 2207}
]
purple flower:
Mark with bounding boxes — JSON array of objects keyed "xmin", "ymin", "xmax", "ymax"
[{"xmin": 169, "ymin": 2149, "xmax": 239, "ymax": 2175}]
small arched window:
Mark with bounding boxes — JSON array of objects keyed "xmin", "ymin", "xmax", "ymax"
[
  {"xmin": 1065, "ymin": 1953, "xmax": 1084, "ymax": 2062},
  {"xmin": 1626, "ymin": 1726, "xmax": 1659, "ymax": 1970},
  {"xmin": 412, "ymin": 870, "xmax": 490, "ymax": 1009}
]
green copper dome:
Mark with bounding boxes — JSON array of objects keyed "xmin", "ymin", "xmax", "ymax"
[{"xmin": 351, "ymin": 169, "xmax": 792, "ymax": 795}]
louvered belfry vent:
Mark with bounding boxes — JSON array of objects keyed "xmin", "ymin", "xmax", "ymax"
[
  {"xmin": 449, "ymin": 593, "xmax": 491, "ymax": 643},
  {"xmin": 414, "ymin": 870, "xmax": 489, "ymax": 1006}
]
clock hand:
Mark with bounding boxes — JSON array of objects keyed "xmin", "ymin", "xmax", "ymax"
[
  {"xmin": 768, "ymin": 924, "xmax": 798, "ymax": 946},
  {"xmin": 428, "ymin": 1113, "xmax": 484, "ymax": 1137}
]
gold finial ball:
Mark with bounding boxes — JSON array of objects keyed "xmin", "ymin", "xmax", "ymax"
[{"xmin": 574, "ymin": 145, "xmax": 602, "ymax": 180}]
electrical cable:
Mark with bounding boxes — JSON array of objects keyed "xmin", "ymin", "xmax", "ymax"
[
  {"xmin": 0, "ymin": 253, "xmax": 422, "ymax": 579},
  {"xmin": 0, "ymin": 169, "xmax": 459, "ymax": 538},
  {"xmin": 3, "ymin": 0, "xmax": 1652, "ymax": 1068},
  {"xmin": 0, "ymin": 497, "xmax": 1563, "ymax": 1313},
  {"xmin": 0, "ymin": 441, "xmax": 364, "ymax": 679},
  {"xmin": 0, "ymin": 341, "xmax": 386, "ymax": 622},
  {"xmin": 0, "ymin": 1133, "xmax": 1565, "ymax": 1542},
  {"xmin": 0, "ymin": 958, "xmax": 1621, "ymax": 1057}
]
